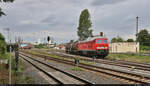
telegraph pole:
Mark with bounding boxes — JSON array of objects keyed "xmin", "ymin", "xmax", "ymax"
[
  {"xmin": 136, "ymin": 16, "xmax": 139, "ymax": 41},
  {"xmin": 136, "ymin": 16, "xmax": 139, "ymax": 53}
]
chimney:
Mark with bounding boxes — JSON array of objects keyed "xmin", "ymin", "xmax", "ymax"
[{"xmin": 100, "ymin": 32, "xmax": 103, "ymax": 36}]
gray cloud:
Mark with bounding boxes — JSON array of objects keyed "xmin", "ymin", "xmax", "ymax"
[
  {"xmin": 91, "ymin": 0, "xmax": 126, "ymax": 6},
  {"xmin": 0, "ymin": 0, "xmax": 150, "ymax": 43}
]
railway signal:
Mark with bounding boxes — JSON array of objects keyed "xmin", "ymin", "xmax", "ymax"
[
  {"xmin": 47, "ymin": 36, "xmax": 50, "ymax": 49},
  {"xmin": 47, "ymin": 36, "xmax": 50, "ymax": 42}
]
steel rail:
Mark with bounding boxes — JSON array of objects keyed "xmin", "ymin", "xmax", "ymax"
[
  {"xmin": 20, "ymin": 55, "xmax": 63, "ymax": 84},
  {"xmin": 19, "ymin": 53, "xmax": 94, "ymax": 85},
  {"xmin": 50, "ymin": 51, "xmax": 150, "ymax": 71},
  {"xmin": 20, "ymin": 51, "xmax": 150, "ymax": 84}
]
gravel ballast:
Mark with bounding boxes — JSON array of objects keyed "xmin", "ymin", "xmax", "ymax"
[{"xmin": 21, "ymin": 53, "xmax": 125, "ymax": 84}]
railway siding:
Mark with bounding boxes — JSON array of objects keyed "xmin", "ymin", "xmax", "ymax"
[
  {"xmin": 19, "ymin": 53, "xmax": 93, "ymax": 84},
  {"xmin": 30, "ymin": 50, "xmax": 150, "ymax": 78},
  {"xmin": 20, "ymin": 52, "xmax": 124, "ymax": 84},
  {"xmin": 54, "ymin": 51, "xmax": 150, "ymax": 72},
  {"xmin": 20, "ymin": 51, "xmax": 150, "ymax": 84}
]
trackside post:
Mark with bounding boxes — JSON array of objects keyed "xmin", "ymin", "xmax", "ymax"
[
  {"xmin": 93, "ymin": 56, "xmax": 96, "ymax": 64},
  {"xmin": 74, "ymin": 57, "xmax": 79, "ymax": 67}
]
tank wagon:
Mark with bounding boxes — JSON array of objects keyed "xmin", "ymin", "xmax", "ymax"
[{"xmin": 65, "ymin": 32, "xmax": 109, "ymax": 59}]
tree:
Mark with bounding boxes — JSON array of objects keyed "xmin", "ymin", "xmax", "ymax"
[
  {"xmin": 77, "ymin": 9, "xmax": 93, "ymax": 41},
  {"xmin": 111, "ymin": 36, "xmax": 124, "ymax": 43},
  {"xmin": 0, "ymin": 0, "xmax": 14, "ymax": 17},
  {"xmin": 127, "ymin": 39, "xmax": 134, "ymax": 42},
  {"xmin": 117, "ymin": 36, "xmax": 124, "ymax": 42},
  {"xmin": 69, "ymin": 40, "xmax": 74, "ymax": 43},
  {"xmin": 111, "ymin": 37, "xmax": 117, "ymax": 43},
  {"xmin": 0, "ymin": 33, "xmax": 6, "ymax": 55},
  {"xmin": 137, "ymin": 29, "xmax": 150, "ymax": 46}
]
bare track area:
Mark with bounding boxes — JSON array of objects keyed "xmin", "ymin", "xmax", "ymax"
[
  {"xmin": 19, "ymin": 53, "xmax": 93, "ymax": 85},
  {"xmin": 20, "ymin": 51, "xmax": 150, "ymax": 84}
]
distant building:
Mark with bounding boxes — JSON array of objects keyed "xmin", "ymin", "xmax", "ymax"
[
  {"xmin": 109, "ymin": 42, "xmax": 139, "ymax": 53},
  {"xmin": 55, "ymin": 44, "xmax": 65, "ymax": 50},
  {"xmin": 38, "ymin": 39, "xmax": 41, "ymax": 44}
]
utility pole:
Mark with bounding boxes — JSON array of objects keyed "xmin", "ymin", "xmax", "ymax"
[
  {"xmin": 136, "ymin": 16, "xmax": 139, "ymax": 53},
  {"xmin": 136, "ymin": 16, "xmax": 139, "ymax": 41}
]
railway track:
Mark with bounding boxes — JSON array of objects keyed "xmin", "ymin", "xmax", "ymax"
[
  {"xmin": 19, "ymin": 53, "xmax": 93, "ymax": 85},
  {"xmin": 20, "ymin": 51, "xmax": 150, "ymax": 84},
  {"xmin": 52, "ymin": 51, "xmax": 150, "ymax": 71},
  {"xmin": 29, "ymin": 50, "xmax": 150, "ymax": 72}
]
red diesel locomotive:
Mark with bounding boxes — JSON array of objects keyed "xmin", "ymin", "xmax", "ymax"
[{"xmin": 65, "ymin": 32, "xmax": 109, "ymax": 59}]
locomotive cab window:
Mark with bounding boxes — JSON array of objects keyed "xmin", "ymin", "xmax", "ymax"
[
  {"xmin": 103, "ymin": 40, "xmax": 107, "ymax": 44},
  {"xmin": 96, "ymin": 40, "xmax": 102, "ymax": 44}
]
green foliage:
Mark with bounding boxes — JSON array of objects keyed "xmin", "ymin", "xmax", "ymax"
[
  {"xmin": 77, "ymin": 9, "xmax": 93, "ymax": 41},
  {"xmin": 107, "ymin": 53, "xmax": 150, "ymax": 63},
  {"xmin": 111, "ymin": 36, "xmax": 124, "ymax": 43},
  {"xmin": 127, "ymin": 39, "xmax": 134, "ymax": 42},
  {"xmin": 69, "ymin": 40, "xmax": 74, "ymax": 43},
  {"xmin": 72, "ymin": 67, "xmax": 82, "ymax": 71},
  {"xmin": 34, "ymin": 44, "xmax": 45, "ymax": 49},
  {"xmin": 0, "ymin": 0, "xmax": 14, "ymax": 2},
  {"xmin": 0, "ymin": 0, "xmax": 14, "ymax": 17},
  {"xmin": 111, "ymin": 38, "xmax": 117, "ymax": 43},
  {"xmin": 137, "ymin": 29, "xmax": 150, "ymax": 46},
  {"xmin": 0, "ymin": 8, "xmax": 5, "ymax": 16},
  {"xmin": 0, "ymin": 33, "xmax": 7, "ymax": 57},
  {"xmin": 140, "ymin": 45, "xmax": 150, "ymax": 50}
]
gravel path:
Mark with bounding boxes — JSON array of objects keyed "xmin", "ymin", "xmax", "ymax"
[{"xmin": 23, "ymin": 53, "xmax": 125, "ymax": 84}]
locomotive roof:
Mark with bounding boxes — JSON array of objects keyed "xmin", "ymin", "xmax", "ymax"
[{"xmin": 78, "ymin": 36, "xmax": 107, "ymax": 43}]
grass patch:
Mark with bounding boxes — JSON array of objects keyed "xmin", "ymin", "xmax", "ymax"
[
  {"xmin": 72, "ymin": 67, "xmax": 83, "ymax": 71},
  {"xmin": 79, "ymin": 60, "xmax": 94, "ymax": 65},
  {"xmin": 0, "ymin": 53, "xmax": 35, "ymax": 84},
  {"xmin": 107, "ymin": 53, "xmax": 150, "ymax": 63},
  {"xmin": 0, "ymin": 53, "xmax": 11, "ymax": 59},
  {"xmin": 140, "ymin": 45, "xmax": 150, "ymax": 51}
]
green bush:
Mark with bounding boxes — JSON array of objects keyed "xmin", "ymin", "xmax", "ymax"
[
  {"xmin": 0, "ymin": 33, "xmax": 7, "ymax": 58},
  {"xmin": 140, "ymin": 45, "xmax": 150, "ymax": 50},
  {"xmin": 34, "ymin": 44, "xmax": 45, "ymax": 48}
]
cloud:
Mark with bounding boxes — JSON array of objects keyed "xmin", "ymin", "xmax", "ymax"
[
  {"xmin": 0, "ymin": 0, "xmax": 150, "ymax": 43},
  {"xmin": 91, "ymin": 0, "xmax": 126, "ymax": 6}
]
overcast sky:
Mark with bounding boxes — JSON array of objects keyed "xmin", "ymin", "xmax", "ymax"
[{"xmin": 0, "ymin": 0, "xmax": 150, "ymax": 43}]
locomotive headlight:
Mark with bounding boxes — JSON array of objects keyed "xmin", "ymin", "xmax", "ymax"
[
  {"xmin": 96, "ymin": 47, "xmax": 101, "ymax": 49},
  {"xmin": 97, "ymin": 47, "xmax": 104, "ymax": 49}
]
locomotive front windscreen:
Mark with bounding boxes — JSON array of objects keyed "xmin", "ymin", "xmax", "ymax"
[
  {"xmin": 96, "ymin": 39, "xmax": 107, "ymax": 44},
  {"xmin": 96, "ymin": 40, "xmax": 102, "ymax": 44},
  {"xmin": 103, "ymin": 40, "xmax": 107, "ymax": 44}
]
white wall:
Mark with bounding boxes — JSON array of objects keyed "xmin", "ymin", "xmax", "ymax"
[{"xmin": 109, "ymin": 42, "xmax": 139, "ymax": 53}]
